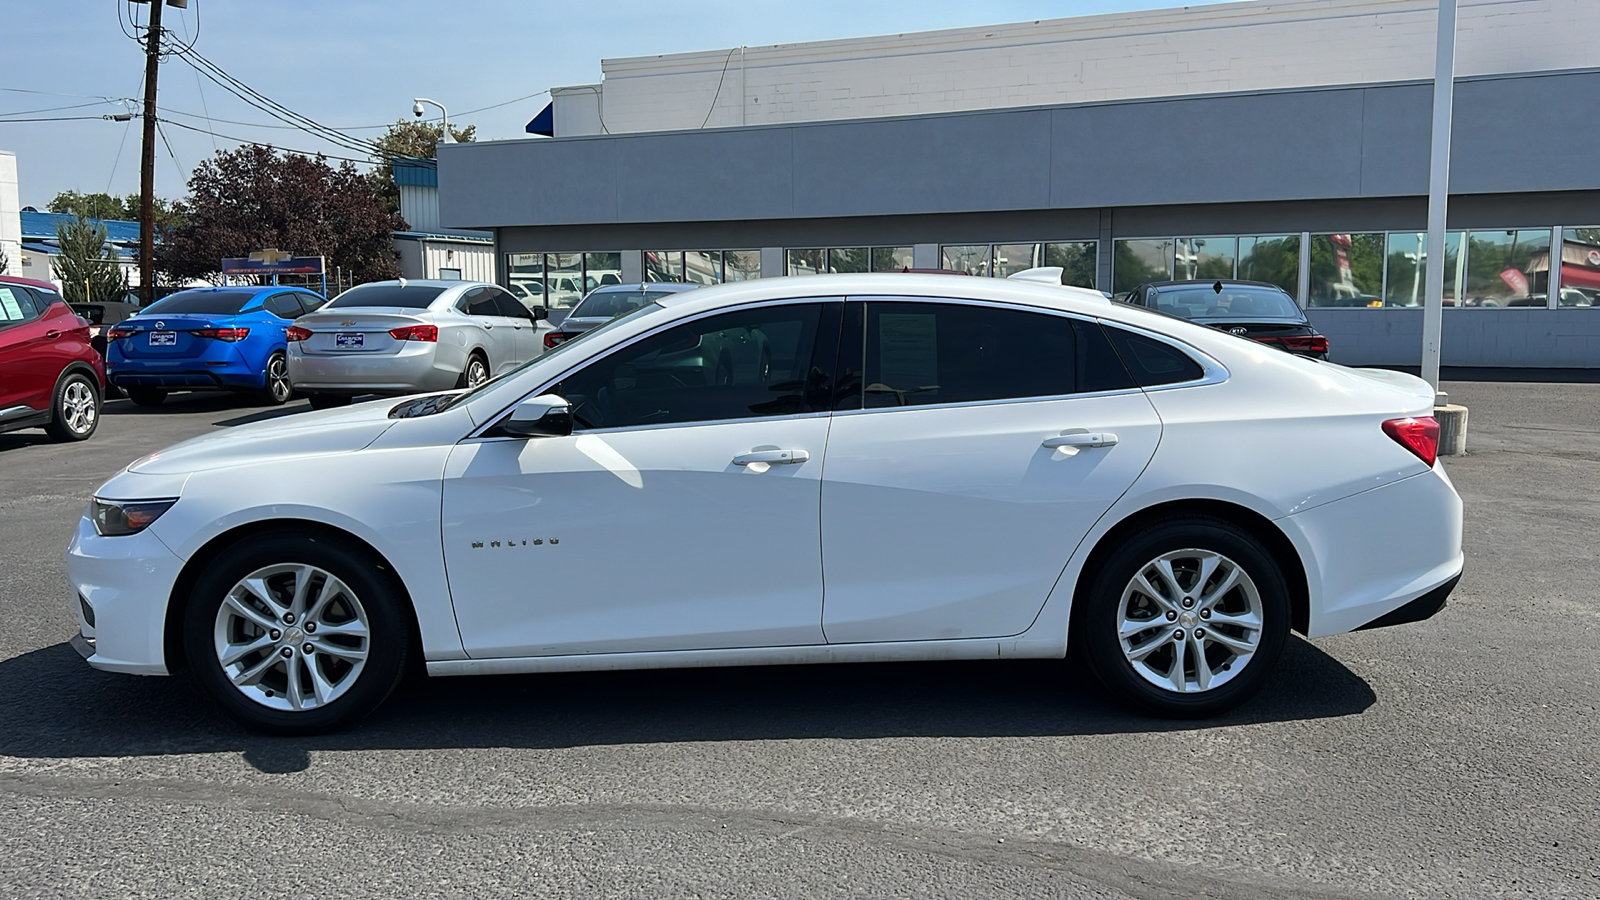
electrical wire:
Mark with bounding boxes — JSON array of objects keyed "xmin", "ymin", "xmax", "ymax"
[
  {"xmin": 456, "ymin": 91, "xmax": 550, "ymax": 117},
  {"xmin": 0, "ymin": 115, "xmax": 125, "ymax": 123},
  {"xmin": 0, "ymin": 100, "xmax": 123, "ymax": 118},
  {"xmin": 170, "ymin": 45, "xmax": 378, "ymax": 155},
  {"xmin": 155, "ymin": 117, "xmax": 375, "ymax": 164},
  {"xmin": 699, "ymin": 48, "xmax": 739, "ymax": 129}
]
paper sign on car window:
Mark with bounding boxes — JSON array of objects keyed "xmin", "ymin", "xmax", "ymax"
[
  {"xmin": 878, "ymin": 312, "xmax": 939, "ymax": 392},
  {"xmin": 0, "ymin": 289, "xmax": 24, "ymax": 322}
]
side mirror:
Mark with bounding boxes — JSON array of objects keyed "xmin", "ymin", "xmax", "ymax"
[
  {"xmin": 532, "ymin": 306, "xmax": 549, "ymax": 321},
  {"xmin": 501, "ymin": 393, "xmax": 572, "ymax": 438}
]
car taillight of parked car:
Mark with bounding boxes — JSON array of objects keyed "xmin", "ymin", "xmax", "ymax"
[
  {"xmin": 1265, "ymin": 335, "xmax": 1329, "ymax": 355},
  {"xmin": 1382, "ymin": 416, "xmax": 1440, "ymax": 467},
  {"xmin": 285, "ymin": 326, "xmax": 313, "ymax": 342},
  {"xmin": 545, "ymin": 331, "xmax": 579, "ymax": 349},
  {"xmin": 106, "ymin": 326, "xmax": 135, "ymax": 341},
  {"xmin": 189, "ymin": 327, "xmax": 250, "ymax": 342},
  {"xmin": 388, "ymin": 324, "xmax": 438, "ymax": 342}
]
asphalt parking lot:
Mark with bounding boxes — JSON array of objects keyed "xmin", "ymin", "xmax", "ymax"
[{"xmin": 2, "ymin": 384, "xmax": 1597, "ymax": 899}]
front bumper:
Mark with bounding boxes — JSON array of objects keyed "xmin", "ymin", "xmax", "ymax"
[
  {"xmin": 66, "ymin": 514, "xmax": 184, "ymax": 675},
  {"xmin": 288, "ymin": 342, "xmax": 461, "ymax": 395}
]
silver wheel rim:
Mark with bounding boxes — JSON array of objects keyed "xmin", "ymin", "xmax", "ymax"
[
  {"xmin": 1117, "ymin": 548, "xmax": 1264, "ymax": 694},
  {"xmin": 61, "ymin": 380, "xmax": 96, "ymax": 434},
  {"xmin": 466, "ymin": 358, "xmax": 488, "ymax": 387},
  {"xmin": 213, "ymin": 563, "xmax": 371, "ymax": 712},
  {"xmin": 267, "ymin": 355, "xmax": 290, "ymax": 401}
]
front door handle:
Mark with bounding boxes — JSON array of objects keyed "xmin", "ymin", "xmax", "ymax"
[
  {"xmin": 1042, "ymin": 430, "xmax": 1118, "ymax": 450},
  {"xmin": 732, "ymin": 448, "xmax": 810, "ymax": 466}
]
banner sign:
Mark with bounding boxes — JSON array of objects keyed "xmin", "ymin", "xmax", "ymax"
[{"xmin": 221, "ymin": 249, "xmax": 325, "ymax": 275}]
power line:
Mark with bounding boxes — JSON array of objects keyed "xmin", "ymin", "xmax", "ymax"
[
  {"xmin": 456, "ymin": 91, "xmax": 550, "ymax": 117},
  {"xmin": 0, "ymin": 115, "xmax": 126, "ymax": 123},
  {"xmin": 155, "ymin": 117, "xmax": 376, "ymax": 164},
  {"xmin": 169, "ymin": 45, "xmax": 378, "ymax": 156},
  {"xmin": 0, "ymin": 100, "xmax": 123, "ymax": 118}
]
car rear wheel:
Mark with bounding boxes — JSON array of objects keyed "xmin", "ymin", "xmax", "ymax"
[
  {"xmin": 306, "ymin": 393, "xmax": 353, "ymax": 410},
  {"xmin": 257, "ymin": 352, "xmax": 292, "ymax": 405},
  {"xmin": 456, "ymin": 352, "xmax": 489, "ymax": 389},
  {"xmin": 183, "ymin": 532, "xmax": 411, "ymax": 734},
  {"xmin": 44, "ymin": 372, "xmax": 100, "ymax": 442},
  {"xmin": 1079, "ymin": 516, "xmax": 1289, "ymax": 718},
  {"xmin": 126, "ymin": 387, "xmax": 166, "ymax": 408}
]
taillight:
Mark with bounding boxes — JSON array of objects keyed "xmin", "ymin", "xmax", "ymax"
[
  {"xmin": 1275, "ymin": 335, "xmax": 1329, "ymax": 355},
  {"xmin": 544, "ymin": 331, "xmax": 569, "ymax": 349},
  {"xmin": 106, "ymin": 326, "xmax": 135, "ymax": 341},
  {"xmin": 389, "ymin": 324, "xmax": 438, "ymax": 342},
  {"xmin": 189, "ymin": 327, "xmax": 250, "ymax": 342},
  {"xmin": 1382, "ymin": 416, "xmax": 1440, "ymax": 467},
  {"xmin": 285, "ymin": 325, "xmax": 312, "ymax": 342}
]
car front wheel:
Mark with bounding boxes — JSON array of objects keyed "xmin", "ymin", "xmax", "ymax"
[
  {"xmin": 183, "ymin": 532, "xmax": 411, "ymax": 734},
  {"xmin": 1080, "ymin": 516, "xmax": 1290, "ymax": 717},
  {"xmin": 45, "ymin": 372, "xmax": 100, "ymax": 441}
]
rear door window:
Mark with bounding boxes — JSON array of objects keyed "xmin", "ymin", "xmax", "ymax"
[
  {"xmin": 263, "ymin": 293, "xmax": 302, "ymax": 319},
  {"xmin": 490, "ymin": 289, "xmax": 532, "ymax": 320},
  {"xmin": 0, "ymin": 286, "xmax": 40, "ymax": 327},
  {"xmin": 463, "ymin": 287, "xmax": 501, "ymax": 318},
  {"xmin": 1102, "ymin": 326, "xmax": 1207, "ymax": 387}
]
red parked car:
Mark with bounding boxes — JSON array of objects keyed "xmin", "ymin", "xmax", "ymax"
[{"xmin": 0, "ymin": 275, "xmax": 104, "ymax": 442}]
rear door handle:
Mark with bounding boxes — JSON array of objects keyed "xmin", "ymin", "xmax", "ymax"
[
  {"xmin": 1042, "ymin": 430, "xmax": 1118, "ymax": 449},
  {"xmin": 46, "ymin": 330, "xmax": 62, "ymax": 339},
  {"xmin": 732, "ymin": 448, "xmax": 810, "ymax": 466}
]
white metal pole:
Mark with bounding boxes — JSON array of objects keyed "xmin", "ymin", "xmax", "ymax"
[{"xmin": 1420, "ymin": 0, "xmax": 1457, "ymax": 392}]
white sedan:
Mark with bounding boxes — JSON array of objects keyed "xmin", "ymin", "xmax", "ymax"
[
  {"xmin": 68, "ymin": 274, "xmax": 1462, "ymax": 733},
  {"xmin": 287, "ymin": 279, "xmax": 551, "ymax": 409}
]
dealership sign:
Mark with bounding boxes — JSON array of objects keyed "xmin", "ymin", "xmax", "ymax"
[{"xmin": 221, "ymin": 249, "xmax": 325, "ymax": 275}]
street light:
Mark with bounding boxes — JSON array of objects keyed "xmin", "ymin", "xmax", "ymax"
[{"xmin": 413, "ymin": 98, "xmax": 453, "ymax": 143}]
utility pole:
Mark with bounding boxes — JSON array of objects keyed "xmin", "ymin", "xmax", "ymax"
[{"xmin": 137, "ymin": 0, "xmax": 165, "ymax": 306}]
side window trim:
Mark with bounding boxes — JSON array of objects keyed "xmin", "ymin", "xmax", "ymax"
[{"xmin": 1094, "ymin": 318, "xmax": 1229, "ymax": 390}]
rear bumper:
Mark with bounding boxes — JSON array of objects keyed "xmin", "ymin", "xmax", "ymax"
[
  {"xmin": 1355, "ymin": 572, "xmax": 1457, "ymax": 631},
  {"xmin": 108, "ymin": 346, "xmax": 263, "ymax": 391},
  {"xmin": 288, "ymin": 343, "xmax": 462, "ymax": 394}
]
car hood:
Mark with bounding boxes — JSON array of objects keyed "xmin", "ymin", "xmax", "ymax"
[{"xmin": 127, "ymin": 400, "xmax": 399, "ymax": 475}]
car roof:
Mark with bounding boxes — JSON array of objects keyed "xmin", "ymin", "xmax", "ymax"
[
  {"xmin": 345, "ymin": 279, "xmax": 489, "ymax": 290},
  {"xmin": 1141, "ymin": 280, "xmax": 1290, "ymax": 292},
  {"xmin": 589, "ymin": 282, "xmax": 701, "ymax": 294},
  {"xmin": 0, "ymin": 274, "xmax": 62, "ymax": 292},
  {"xmin": 165, "ymin": 285, "xmax": 299, "ymax": 296}
]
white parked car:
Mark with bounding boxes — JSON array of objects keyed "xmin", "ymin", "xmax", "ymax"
[
  {"xmin": 68, "ymin": 274, "xmax": 1462, "ymax": 733},
  {"xmin": 286, "ymin": 280, "xmax": 551, "ymax": 409}
]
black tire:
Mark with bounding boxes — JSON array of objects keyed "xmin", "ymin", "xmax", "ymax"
[
  {"xmin": 126, "ymin": 387, "xmax": 167, "ymax": 407},
  {"xmin": 43, "ymin": 371, "xmax": 100, "ymax": 442},
  {"xmin": 1078, "ymin": 516, "xmax": 1290, "ymax": 718},
  {"xmin": 256, "ymin": 352, "xmax": 293, "ymax": 405},
  {"xmin": 306, "ymin": 393, "xmax": 352, "ymax": 410},
  {"xmin": 183, "ymin": 531, "xmax": 411, "ymax": 735},
  {"xmin": 455, "ymin": 352, "xmax": 489, "ymax": 389}
]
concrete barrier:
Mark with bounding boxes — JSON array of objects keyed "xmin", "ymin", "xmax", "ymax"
[{"xmin": 1436, "ymin": 403, "xmax": 1469, "ymax": 456}]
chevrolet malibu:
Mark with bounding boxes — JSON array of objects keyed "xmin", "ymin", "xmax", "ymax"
[{"xmin": 68, "ymin": 274, "xmax": 1463, "ymax": 734}]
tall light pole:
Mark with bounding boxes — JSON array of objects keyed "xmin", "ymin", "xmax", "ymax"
[
  {"xmin": 1420, "ymin": 0, "xmax": 1458, "ymax": 393},
  {"xmin": 413, "ymin": 98, "xmax": 453, "ymax": 143}
]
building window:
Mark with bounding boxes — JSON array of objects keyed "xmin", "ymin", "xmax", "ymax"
[
  {"xmin": 1553, "ymin": 229, "xmax": 1600, "ymax": 306},
  {"xmin": 1044, "ymin": 242, "xmax": 1097, "ymax": 290},
  {"xmin": 1307, "ymin": 233, "xmax": 1384, "ymax": 307},
  {"xmin": 1112, "ymin": 239, "xmax": 1174, "ymax": 295},
  {"xmin": 786, "ymin": 249, "xmax": 826, "ymax": 276},
  {"xmin": 1237, "ymin": 235, "xmax": 1300, "ymax": 297},
  {"xmin": 646, "ymin": 251, "xmax": 685, "ymax": 282},
  {"xmin": 438, "ymin": 267, "xmax": 462, "ymax": 280},
  {"xmin": 871, "ymin": 247, "xmax": 914, "ymax": 272},
  {"xmin": 1460, "ymin": 230, "xmax": 1550, "ymax": 307},
  {"xmin": 685, "ymin": 251, "xmax": 723, "ymax": 284},
  {"xmin": 940, "ymin": 245, "xmax": 990, "ymax": 276},
  {"xmin": 828, "ymin": 248, "xmax": 869, "ymax": 274},
  {"xmin": 1384, "ymin": 232, "xmax": 1465, "ymax": 308},
  {"xmin": 506, "ymin": 252, "xmax": 626, "ymax": 313},
  {"xmin": 991, "ymin": 244, "xmax": 1042, "ymax": 279},
  {"xmin": 1174, "ymin": 237, "xmax": 1237, "ymax": 282},
  {"xmin": 725, "ymin": 250, "xmax": 762, "ymax": 281},
  {"xmin": 585, "ymin": 252, "xmax": 623, "ymax": 287},
  {"xmin": 787, "ymin": 247, "xmax": 911, "ymax": 275}
]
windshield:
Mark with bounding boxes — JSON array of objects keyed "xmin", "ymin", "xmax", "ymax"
[
  {"xmin": 326, "ymin": 284, "xmax": 447, "ymax": 309},
  {"xmin": 139, "ymin": 290, "xmax": 256, "ymax": 316},
  {"xmin": 570, "ymin": 290, "xmax": 675, "ymax": 320},
  {"xmin": 448, "ymin": 302, "xmax": 668, "ymax": 409},
  {"xmin": 1151, "ymin": 286, "xmax": 1303, "ymax": 320}
]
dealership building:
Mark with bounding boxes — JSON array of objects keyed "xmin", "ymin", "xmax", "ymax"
[{"xmin": 437, "ymin": 0, "xmax": 1600, "ymax": 369}]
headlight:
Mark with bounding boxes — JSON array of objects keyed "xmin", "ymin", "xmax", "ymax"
[{"xmin": 90, "ymin": 498, "xmax": 178, "ymax": 537}]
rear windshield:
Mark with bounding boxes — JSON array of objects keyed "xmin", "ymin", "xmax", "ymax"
[
  {"xmin": 1151, "ymin": 286, "xmax": 1302, "ymax": 320},
  {"xmin": 139, "ymin": 290, "xmax": 256, "ymax": 316},
  {"xmin": 570, "ymin": 290, "xmax": 675, "ymax": 320},
  {"xmin": 326, "ymin": 284, "xmax": 447, "ymax": 309}
]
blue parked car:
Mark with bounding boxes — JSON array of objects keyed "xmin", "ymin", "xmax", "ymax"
[{"xmin": 105, "ymin": 286, "xmax": 326, "ymax": 407}]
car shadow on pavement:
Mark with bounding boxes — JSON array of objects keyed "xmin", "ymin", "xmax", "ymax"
[{"xmin": 0, "ymin": 636, "xmax": 1374, "ymax": 772}]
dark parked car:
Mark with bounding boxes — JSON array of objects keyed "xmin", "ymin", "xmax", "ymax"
[
  {"xmin": 541, "ymin": 282, "xmax": 700, "ymax": 349},
  {"xmin": 0, "ymin": 275, "xmax": 105, "ymax": 441},
  {"xmin": 1124, "ymin": 280, "xmax": 1329, "ymax": 359}
]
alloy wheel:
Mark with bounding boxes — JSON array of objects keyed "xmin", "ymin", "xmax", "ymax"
[
  {"xmin": 267, "ymin": 355, "xmax": 291, "ymax": 402},
  {"xmin": 1116, "ymin": 548, "xmax": 1264, "ymax": 693},
  {"xmin": 213, "ymin": 563, "xmax": 371, "ymax": 712},
  {"xmin": 466, "ymin": 357, "xmax": 489, "ymax": 387},
  {"xmin": 61, "ymin": 380, "xmax": 97, "ymax": 435}
]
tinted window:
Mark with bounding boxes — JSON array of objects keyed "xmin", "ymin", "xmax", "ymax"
[
  {"xmin": 325, "ymin": 284, "xmax": 446, "ymax": 309},
  {"xmin": 296, "ymin": 293, "xmax": 326, "ymax": 313},
  {"xmin": 140, "ymin": 290, "xmax": 256, "ymax": 316},
  {"xmin": 1151, "ymin": 285, "xmax": 1303, "ymax": 320},
  {"xmin": 554, "ymin": 303, "xmax": 825, "ymax": 430},
  {"xmin": 1104, "ymin": 326, "xmax": 1206, "ymax": 387},
  {"xmin": 571, "ymin": 290, "xmax": 676, "ymax": 320},
  {"xmin": 490, "ymin": 290, "xmax": 531, "ymax": 320},
  {"xmin": 263, "ymin": 294, "xmax": 302, "ymax": 319},
  {"xmin": 30, "ymin": 288, "xmax": 64, "ymax": 314},
  {"xmin": 858, "ymin": 302, "xmax": 1104, "ymax": 409},
  {"xmin": 462, "ymin": 287, "xmax": 501, "ymax": 317}
]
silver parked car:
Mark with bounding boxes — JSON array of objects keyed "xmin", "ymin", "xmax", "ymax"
[
  {"xmin": 542, "ymin": 282, "xmax": 701, "ymax": 349},
  {"xmin": 287, "ymin": 280, "xmax": 551, "ymax": 409}
]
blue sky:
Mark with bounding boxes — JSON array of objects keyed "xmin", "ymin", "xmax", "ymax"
[{"xmin": 3, "ymin": 0, "xmax": 1233, "ymax": 210}]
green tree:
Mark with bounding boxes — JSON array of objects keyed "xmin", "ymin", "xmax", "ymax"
[
  {"xmin": 370, "ymin": 119, "xmax": 475, "ymax": 212},
  {"xmin": 52, "ymin": 215, "xmax": 129, "ymax": 304},
  {"xmin": 47, "ymin": 190, "xmax": 184, "ymax": 228},
  {"xmin": 0, "ymin": 245, "xmax": 9, "ymax": 275}
]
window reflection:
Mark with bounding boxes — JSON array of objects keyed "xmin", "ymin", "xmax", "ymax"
[
  {"xmin": 787, "ymin": 249, "xmax": 825, "ymax": 276},
  {"xmin": 991, "ymin": 243, "xmax": 1042, "ymax": 278},
  {"xmin": 829, "ymin": 248, "xmax": 869, "ymax": 274},
  {"xmin": 686, "ymin": 251, "xmax": 723, "ymax": 284},
  {"xmin": 646, "ymin": 251, "xmax": 685, "ymax": 282},
  {"xmin": 724, "ymin": 250, "xmax": 762, "ymax": 282},
  {"xmin": 1308, "ymin": 233, "xmax": 1384, "ymax": 307},
  {"xmin": 1461, "ymin": 230, "xmax": 1549, "ymax": 307},
  {"xmin": 1044, "ymin": 242, "xmax": 1097, "ymax": 290},
  {"xmin": 584, "ymin": 252, "xmax": 622, "ymax": 288},
  {"xmin": 871, "ymin": 247, "xmax": 914, "ymax": 272},
  {"xmin": 1384, "ymin": 233, "xmax": 1463, "ymax": 308},
  {"xmin": 1113, "ymin": 240, "xmax": 1173, "ymax": 295},
  {"xmin": 1174, "ymin": 237, "xmax": 1236, "ymax": 282},
  {"xmin": 941, "ymin": 245, "xmax": 990, "ymax": 276},
  {"xmin": 1551, "ymin": 229, "xmax": 1600, "ymax": 306},
  {"xmin": 1237, "ymin": 235, "xmax": 1300, "ymax": 297}
]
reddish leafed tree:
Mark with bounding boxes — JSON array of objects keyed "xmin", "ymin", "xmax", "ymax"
[{"xmin": 158, "ymin": 145, "xmax": 407, "ymax": 285}]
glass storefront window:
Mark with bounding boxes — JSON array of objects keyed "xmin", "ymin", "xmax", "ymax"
[
  {"xmin": 545, "ymin": 252, "xmax": 585, "ymax": 312},
  {"xmin": 1384, "ymin": 232, "xmax": 1462, "ymax": 308},
  {"xmin": 1555, "ymin": 228, "xmax": 1600, "ymax": 306},
  {"xmin": 725, "ymin": 249, "xmax": 762, "ymax": 282},
  {"xmin": 1113, "ymin": 239, "xmax": 1173, "ymax": 295},
  {"xmin": 646, "ymin": 251, "xmax": 685, "ymax": 282},
  {"xmin": 1174, "ymin": 237, "xmax": 1236, "ymax": 282},
  {"xmin": 828, "ymin": 248, "xmax": 869, "ymax": 274},
  {"xmin": 787, "ymin": 249, "xmax": 825, "ymax": 276},
  {"xmin": 871, "ymin": 246, "xmax": 913, "ymax": 272},
  {"xmin": 1237, "ymin": 235, "xmax": 1301, "ymax": 297},
  {"xmin": 1308, "ymin": 233, "xmax": 1384, "ymax": 307},
  {"xmin": 584, "ymin": 252, "xmax": 622, "ymax": 288},
  {"xmin": 1460, "ymin": 230, "xmax": 1549, "ymax": 308},
  {"xmin": 991, "ymin": 243, "xmax": 1042, "ymax": 278},
  {"xmin": 941, "ymin": 245, "xmax": 990, "ymax": 276},
  {"xmin": 1044, "ymin": 242, "xmax": 1097, "ymax": 290},
  {"xmin": 686, "ymin": 251, "xmax": 723, "ymax": 284}
]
